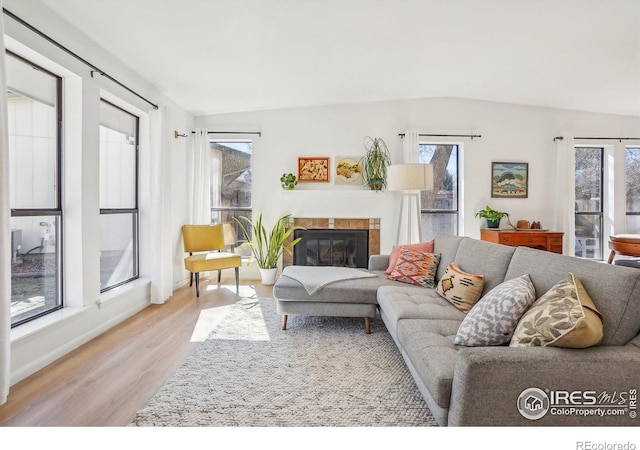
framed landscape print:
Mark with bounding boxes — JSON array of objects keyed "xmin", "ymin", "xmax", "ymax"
[
  {"xmin": 491, "ymin": 162, "xmax": 528, "ymax": 198},
  {"xmin": 298, "ymin": 157, "xmax": 330, "ymax": 182},
  {"xmin": 335, "ymin": 156, "xmax": 363, "ymax": 185}
]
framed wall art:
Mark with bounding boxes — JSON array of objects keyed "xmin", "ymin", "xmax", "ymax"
[
  {"xmin": 298, "ymin": 157, "xmax": 330, "ymax": 182},
  {"xmin": 335, "ymin": 156, "xmax": 363, "ymax": 185},
  {"xmin": 491, "ymin": 162, "xmax": 528, "ymax": 198}
]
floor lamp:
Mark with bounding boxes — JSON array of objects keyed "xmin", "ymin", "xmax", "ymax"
[{"xmin": 387, "ymin": 164, "xmax": 434, "ymax": 245}]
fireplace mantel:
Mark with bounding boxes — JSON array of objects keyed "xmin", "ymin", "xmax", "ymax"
[{"xmin": 283, "ymin": 217, "xmax": 380, "ymax": 268}]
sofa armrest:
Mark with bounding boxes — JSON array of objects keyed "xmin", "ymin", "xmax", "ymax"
[
  {"xmin": 368, "ymin": 254, "xmax": 389, "ymax": 271},
  {"xmin": 448, "ymin": 346, "xmax": 640, "ymax": 426}
]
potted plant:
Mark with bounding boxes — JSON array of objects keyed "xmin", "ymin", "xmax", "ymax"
[
  {"xmin": 235, "ymin": 213, "xmax": 305, "ymax": 285},
  {"xmin": 280, "ymin": 173, "xmax": 298, "ymax": 190},
  {"xmin": 361, "ymin": 136, "xmax": 392, "ymax": 191},
  {"xmin": 474, "ymin": 205, "xmax": 509, "ymax": 228}
]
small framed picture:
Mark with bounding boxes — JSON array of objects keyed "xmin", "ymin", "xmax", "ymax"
[
  {"xmin": 298, "ymin": 157, "xmax": 330, "ymax": 182},
  {"xmin": 491, "ymin": 162, "xmax": 528, "ymax": 198},
  {"xmin": 335, "ymin": 156, "xmax": 363, "ymax": 185}
]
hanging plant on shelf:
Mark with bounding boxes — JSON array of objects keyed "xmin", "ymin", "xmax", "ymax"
[{"xmin": 361, "ymin": 136, "xmax": 392, "ymax": 191}]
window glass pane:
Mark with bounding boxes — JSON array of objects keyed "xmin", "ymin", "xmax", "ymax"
[
  {"xmin": 7, "ymin": 54, "xmax": 59, "ymax": 210},
  {"xmin": 626, "ymin": 215, "xmax": 640, "ymax": 234},
  {"xmin": 418, "ymin": 144, "xmax": 458, "ymax": 239},
  {"xmin": 100, "ymin": 102, "xmax": 137, "ymax": 209},
  {"xmin": 626, "ymin": 147, "xmax": 640, "ymax": 213},
  {"xmin": 211, "ymin": 141, "xmax": 252, "ymax": 241},
  {"xmin": 574, "ymin": 214, "xmax": 602, "ymax": 259},
  {"xmin": 575, "ymin": 147, "xmax": 602, "ymax": 213},
  {"xmin": 11, "ymin": 216, "xmax": 61, "ymax": 326},
  {"xmin": 100, "ymin": 213, "xmax": 138, "ymax": 290}
]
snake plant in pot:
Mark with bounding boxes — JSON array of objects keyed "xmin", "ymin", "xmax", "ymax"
[{"xmin": 235, "ymin": 213, "xmax": 305, "ymax": 285}]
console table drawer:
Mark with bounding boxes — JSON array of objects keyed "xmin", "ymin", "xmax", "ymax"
[
  {"xmin": 480, "ymin": 229, "xmax": 564, "ymax": 254},
  {"xmin": 499, "ymin": 235, "xmax": 547, "ymax": 247}
]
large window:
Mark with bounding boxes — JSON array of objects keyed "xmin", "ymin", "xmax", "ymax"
[
  {"xmin": 7, "ymin": 51, "xmax": 63, "ymax": 326},
  {"xmin": 419, "ymin": 144, "xmax": 459, "ymax": 239},
  {"xmin": 574, "ymin": 147, "xmax": 603, "ymax": 259},
  {"xmin": 99, "ymin": 100, "xmax": 139, "ymax": 291},
  {"xmin": 210, "ymin": 141, "xmax": 252, "ymax": 246},
  {"xmin": 626, "ymin": 147, "xmax": 640, "ymax": 233}
]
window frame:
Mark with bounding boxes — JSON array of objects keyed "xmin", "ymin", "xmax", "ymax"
[
  {"xmin": 419, "ymin": 143, "xmax": 460, "ymax": 238},
  {"xmin": 626, "ymin": 147, "xmax": 640, "ymax": 233},
  {"xmin": 8, "ymin": 50, "xmax": 64, "ymax": 327},
  {"xmin": 98, "ymin": 98, "xmax": 140, "ymax": 292},
  {"xmin": 574, "ymin": 146, "xmax": 604, "ymax": 260}
]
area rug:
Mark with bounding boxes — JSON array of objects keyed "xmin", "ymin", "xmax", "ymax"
[{"xmin": 130, "ymin": 297, "xmax": 436, "ymax": 427}]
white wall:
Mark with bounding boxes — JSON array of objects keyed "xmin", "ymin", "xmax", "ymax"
[
  {"xmin": 196, "ymin": 97, "xmax": 640, "ymax": 255},
  {"xmin": 4, "ymin": 0, "xmax": 193, "ymax": 384}
]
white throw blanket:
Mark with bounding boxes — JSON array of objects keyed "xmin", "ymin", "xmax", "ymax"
[{"xmin": 281, "ymin": 266, "xmax": 376, "ymax": 295}]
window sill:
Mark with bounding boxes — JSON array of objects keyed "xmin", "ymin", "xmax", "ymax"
[
  {"xmin": 11, "ymin": 306, "xmax": 84, "ymax": 343},
  {"xmin": 97, "ymin": 277, "xmax": 151, "ymax": 307}
]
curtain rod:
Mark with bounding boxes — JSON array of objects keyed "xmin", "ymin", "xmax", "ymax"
[
  {"xmin": 2, "ymin": 8, "xmax": 159, "ymax": 110},
  {"xmin": 174, "ymin": 130, "xmax": 262, "ymax": 139},
  {"xmin": 398, "ymin": 133, "xmax": 481, "ymax": 139},
  {"xmin": 554, "ymin": 136, "xmax": 640, "ymax": 142}
]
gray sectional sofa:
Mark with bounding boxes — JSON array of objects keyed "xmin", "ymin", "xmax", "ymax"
[
  {"xmin": 370, "ymin": 233, "xmax": 640, "ymax": 426},
  {"xmin": 276, "ymin": 232, "xmax": 640, "ymax": 426}
]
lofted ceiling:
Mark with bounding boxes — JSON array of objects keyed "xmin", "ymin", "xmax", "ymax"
[{"xmin": 29, "ymin": 0, "xmax": 640, "ymax": 117}]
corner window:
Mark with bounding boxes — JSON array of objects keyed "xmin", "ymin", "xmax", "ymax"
[
  {"xmin": 99, "ymin": 99, "xmax": 139, "ymax": 291},
  {"xmin": 419, "ymin": 144, "xmax": 459, "ymax": 238},
  {"xmin": 7, "ymin": 51, "xmax": 63, "ymax": 326}
]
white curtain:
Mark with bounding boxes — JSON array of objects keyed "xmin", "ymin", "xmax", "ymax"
[
  {"xmin": 1, "ymin": 0, "xmax": 12, "ymax": 405},
  {"xmin": 402, "ymin": 130, "xmax": 420, "ymax": 163},
  {"xmin": 148, "ymin": 106, "xmax": 173, "ymax": 303},
  {"xmin": 188, "ymin": 128, "xmax": 211, "ymax": 225},
  {"xmin": 554, "ymin": 135, "xmax": 575, "ymax": 255}
]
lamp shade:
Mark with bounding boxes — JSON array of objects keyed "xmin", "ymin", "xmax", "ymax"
[{"xmin": 387, "ymin": 164, "xmax": 434, "ymax": 191}]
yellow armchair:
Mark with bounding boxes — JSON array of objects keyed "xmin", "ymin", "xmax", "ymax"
[{"xmin": 182, "ymin": 224, "xmax": 241, "ymax": 297}]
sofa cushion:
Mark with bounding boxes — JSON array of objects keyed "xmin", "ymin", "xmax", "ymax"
[
  {"xmin": 436, "ymin": 263, "xmax": 485, "ymax": 313},
  {"xmin": 510, "ymin": 273, "xmax": 604, "ymax": 348},
  {"xmin": 452, "ymin": 237, "xmax": 515, "ymax": 295},
  {"xmin": 384, "ymin": 240, "xmax": 434, "ymax": 275},
  {"xmin": 433, "ymin": 233, "xmax": 465, "ymax": 281},
  {"xmin": 505, "ymin": 246, "xmax": 640, "ymax": 345},
  {"xmin": 455, "ymin": 274, "xmax": 536, "ymax": 346},
  {"xmin": 387, "ymin": 249, "xmax": 440, "ymax": 287},
  {"xmin": 377, "ymin": 284, "xmax": 465, "ymax": 334},
  {"xmin": 396, "ymin": 319, "xmax": 461, "ymax": 409}
]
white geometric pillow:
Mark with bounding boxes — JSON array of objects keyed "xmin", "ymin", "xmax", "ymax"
[{"xmin": 455, "ymin": 274, "xmax": 536, "ymax": 346}]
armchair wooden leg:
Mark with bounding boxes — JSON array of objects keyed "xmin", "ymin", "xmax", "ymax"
[
  {"xmin": 235, "ymin": 267, "xmax": 240, "ymax": 292},
  {"xmin": 365, "ymin": 317, "xmax": 371, "ymax": 334},
  {"xmin": 218, "ymin": 270, "xmax": 221, "ymax": 283},
  {"xmin": 195, "ymin": 272, "xmax": 200, "ymax": 297},
  {"xmin": 189, "ymin": 272, "xmax": 193, "ymax": 286}
]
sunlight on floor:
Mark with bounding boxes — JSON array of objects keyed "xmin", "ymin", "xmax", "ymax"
[{"xmin": 190, "ymin": 285, "xmax": 272, "ymax": 342}]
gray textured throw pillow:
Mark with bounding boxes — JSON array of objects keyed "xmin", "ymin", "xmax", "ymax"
[{"xmin": 454, "ymin": 274, "xmax": 536, "ymax": 346}]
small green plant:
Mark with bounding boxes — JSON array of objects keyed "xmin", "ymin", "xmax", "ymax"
[
  {"xmin": 280, "ymin": 173, "xmax": 298, "ymax": 190},
  {"xmin": 235, "ymin": 214, "xmax": 305, "ymax": 269},
  {"xmin": 474, "ymin": 205, "xmax": 509, "ymax": 228}
]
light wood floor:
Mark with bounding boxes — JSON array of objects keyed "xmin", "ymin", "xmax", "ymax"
[{"xmin": 0, "ymin": 277, "xmax": 273, "ymax": 426}]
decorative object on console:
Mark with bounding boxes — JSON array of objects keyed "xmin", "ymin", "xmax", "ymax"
[
  {"xmin": 280, "ymin": 173, "xmax": 298, "ymax": 190},
  {"xmin": 235, "ymin": 213, "xmax": 305, "ymax": 285},
  {"xmin": 361, "ymin": 136, "xmax": 391, "ymax": 191},
  {"xmin": 435, "ymin": 263, "xmax": 485, "ymax": 313},
  {"xmin": 335, "ymin": 156, "xmax": 362, "ymax": 185},
  {"xmin": 474, "ymin": 205, "xmax": 509, "ymax": 229},
  {"xmin": 510, "ymin": 273, "xmax": 603, "ymax": 348},
  {"xmin": 387, "ymin": 249, "xmax": 440, "ymax": 288},
  {"xmin": 491, "ymin": 161, "xmax": 528, "ymax": 198},
  {"xmin": 387, "ymin": 163, "xmax": 434, "ymax": 244},
  {"xmin": 298, "ymin": 157, "xmax": 329, "ymax": 182}
]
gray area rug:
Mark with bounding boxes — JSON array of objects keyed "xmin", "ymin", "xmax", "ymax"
[{"xmin": 130, "ymin": 297, "xmax": 436, "ymax": 427}]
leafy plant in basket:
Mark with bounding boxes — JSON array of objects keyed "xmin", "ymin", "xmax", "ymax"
[
  {"xmin": 234, "ymin": 213, "xmax": 305, "ymax": 270},
  {"xmin": 361, "ymin": 136, "xmax": 392, "ymax": 191}
]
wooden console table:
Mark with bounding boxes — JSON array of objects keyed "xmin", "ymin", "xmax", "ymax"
[{"xmin": 480, "ymin": 229, "xmax": 564, "ymax": 254}]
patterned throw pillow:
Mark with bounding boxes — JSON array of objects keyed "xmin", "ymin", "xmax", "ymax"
[
  {"xmin": 510, "ymin": 273, "xmax": 604, "ymax": 348},
  {"xmin": 454, "ymin": 274, "xmax": 536, "ymax": 346},
  {"xmin": 384, "ymin": 241, "xmax": 435, "ymax": 275},
  {"xmin": 387, "ymin": 249, "xmax": 440, "ymax": 287},
  {"xmin": 435, "ymin": 263, "xmax": 485, "ymax": 313}
]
